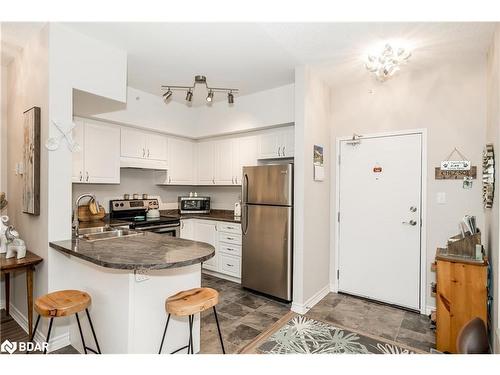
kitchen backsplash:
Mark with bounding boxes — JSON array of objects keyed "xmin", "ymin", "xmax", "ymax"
[{"xmin": 72, "ymin": 168, "xmax": 242, "ymax": 212}]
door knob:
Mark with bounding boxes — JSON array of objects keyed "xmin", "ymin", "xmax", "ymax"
[
  {"xmin": 402, "ymin": 220, "xmax": 417, "ymax": 226},
  {"xmin": 409, "ymin": 206, "xmax": 417, "ymax": 212}
]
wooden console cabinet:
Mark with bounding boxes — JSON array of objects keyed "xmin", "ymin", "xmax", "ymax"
[{"xmin": 436, "ymin": 257, "xmax": 488, "ymax": 353}]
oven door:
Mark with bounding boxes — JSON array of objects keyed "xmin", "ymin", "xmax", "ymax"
[{"xmin": 137, "ymin": 224, "xmax": 180, "ymax": 237}]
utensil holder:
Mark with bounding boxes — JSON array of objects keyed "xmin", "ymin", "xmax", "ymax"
[{"xmin": 447, "ymin": 230, "xmax": 481, "ymax": 258}]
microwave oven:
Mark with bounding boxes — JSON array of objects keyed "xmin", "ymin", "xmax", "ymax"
[{"xmin": 178, "ymin": 196, "xmax": 211, "ymax": 214}]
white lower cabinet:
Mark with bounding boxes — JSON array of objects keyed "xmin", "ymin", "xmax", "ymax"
[{"xmin": 180, "ymin": 219, "xmax": 241, "ymax": 280}]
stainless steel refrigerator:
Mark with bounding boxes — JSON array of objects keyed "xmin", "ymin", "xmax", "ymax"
[{"xmin": 241, "ymin": 164, "xmax": 293, "ymax": 301}]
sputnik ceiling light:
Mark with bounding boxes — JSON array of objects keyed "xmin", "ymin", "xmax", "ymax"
[
  {"xmin": 161, "ymin": 75, "xmax": 238, "ymax": 104},
  {"xmin": 365, "ymin": 43, "xmax": 411, "ymax": 82}
]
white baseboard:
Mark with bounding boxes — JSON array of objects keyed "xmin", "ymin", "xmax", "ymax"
[
  {"xmin": 329, "ymin": 282, "xmax": 337, "ymax": 293},
  {"xmin": 496, "ymin": 328, "xmax": 500, "ymax": 354},
  {"xmin": 425, "ymin": 305, "xmax": 435, "ymax": 316},
  {"xmin": 8, "ymin": 303, "xmax": 70, "ymax": 353},
  {"xmin": 202, "ymin": 270, "xmax": 241, "ymax": 284},
  {"xmin": 291, "ymin": 284, "xmax": 330, "ymax": 315}
]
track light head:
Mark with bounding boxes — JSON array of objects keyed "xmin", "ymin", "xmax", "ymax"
[
  {"xmin": 228, "ymin": 91, "xmax": 234, "ymax": 104},
  {"xmin": 206, "ymin": 90, "xmax": 214, "ymax": 103},
  {"xmin": 185, "ymin": 90, "xmax": 193, "ymax": 102},
  {"xmin": 163, "ymin": 89, "xmax": 172, "ymax": 102}
]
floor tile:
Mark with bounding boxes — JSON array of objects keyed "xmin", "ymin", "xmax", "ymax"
[
  {"xmin": 234, "ymin": 294, "xmax": 269, "ymax": 309},
  {"xmin": 224, "ymin": 323, "xmax": 262, "ymax": 347},
  {"xmin": 395, "ymin": 327, "xmax": 435, "ymax": 352},
  {"xmin": 400, "ymin": 311, "xmax": 432, "ymax": 335},
  {"xmin": 217, "ymin": 301, "xmax": 254, "ymax": 320},
  {"xmin": 239, "ymin": 310, "xmax": 279, "ymax": 331},
  {"xmin": 256, "ymin": 300, "xmax": 291, "ymax": 318}
]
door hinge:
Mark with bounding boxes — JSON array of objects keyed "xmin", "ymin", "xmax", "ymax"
[
  {"xmin": 337, "ymin": 270, "xmax": 340, "ymax": 280},
  {"xmin": 338, "ymin": 154, "xmax": 341, "ymax": 165},
  {"xmin": 337, "ymin": 212, "xmax": 340, "ymax": 222}
]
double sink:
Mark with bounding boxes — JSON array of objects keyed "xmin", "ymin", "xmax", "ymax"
[{"xmin": 76, "ymin": 226, "xmax": 143, "ymax": 242}]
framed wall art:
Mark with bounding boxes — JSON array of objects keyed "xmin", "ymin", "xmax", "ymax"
[{"xmin": 22, "ymin": 106, "xmax": 41, "ymax": 215}]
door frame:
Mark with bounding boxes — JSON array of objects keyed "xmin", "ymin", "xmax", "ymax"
[{"xmin": 333, "ymin": 128, "xmax": 428, "ymax": 314}]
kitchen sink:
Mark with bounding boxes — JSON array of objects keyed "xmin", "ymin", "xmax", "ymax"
[
  {"xmin": 79, "ymin": 228, "xmax": 143, "ymax": 242},
  {"xmin": 77, "ymin": 226, "xmax": 116, "ymax": 236}
]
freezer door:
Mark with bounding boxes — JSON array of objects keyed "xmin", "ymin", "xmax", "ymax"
[
  {"xmin": 242, "ymin": 164, "xmax": 293, "ymax": 206},
  {"xmin": 242, "ymin": 204, "xmax": 292, "ymax": 301}
]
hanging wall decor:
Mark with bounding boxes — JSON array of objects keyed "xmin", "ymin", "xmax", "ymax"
[
  {"xmin": 22, "ymin": 107, "xmax": 41, "ymax": 215},
  {"xmin": 482, "ymin": 143, "xmax": 495, "ymax": 209},
  {"xmin": 435, "ymin": 147, "xmax": 477, "ymax": 180}
]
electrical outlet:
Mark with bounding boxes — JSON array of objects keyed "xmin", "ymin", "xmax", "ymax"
[
  {"xmin": 135, "ymin": 269, "xmax": 149, "ymax": 282},
  {"xmin": 436, "ymin": 192, "xmax": 446, "ymax": 205}
]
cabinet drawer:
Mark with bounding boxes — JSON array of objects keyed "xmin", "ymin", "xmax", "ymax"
[
  {"xmin": 220, "ymin": 254, "xmax": 241, "ymax": 277},
  {"xmin": 216, "ymin": 222, "xmax": 241, "ymax": 234},
  {"xmin": 219, "ymin": 243, "xmax": 241, "ymax": 257},
  {"xmin": 218, "ymin": 232, "xmax": 242, "ymax": 245}
]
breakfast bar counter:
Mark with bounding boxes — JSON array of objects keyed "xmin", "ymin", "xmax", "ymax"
[{"xmin": 48, "ymin": 233, "xmax": 214, "ymax": 354}]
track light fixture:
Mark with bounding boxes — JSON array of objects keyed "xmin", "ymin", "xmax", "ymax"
[
  {"xmin": 162, "ymin": 89, "xmax": 172, "ymax": 102},
  {"xmin": 206, "ymin": 90, "xmax": 214, "ymax": 103},
  {"xmin": 161, "ymin": 75, "xmax": 238, "ymax": 105}
]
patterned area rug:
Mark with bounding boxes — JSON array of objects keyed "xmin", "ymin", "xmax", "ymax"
[{"xmin": 257, "ymin": 315, "xmax": 419, "ymax": 354}]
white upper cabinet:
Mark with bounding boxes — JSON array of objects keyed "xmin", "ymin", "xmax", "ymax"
[
  {"xmin": 120, "ymin": 127, "xmax": 168, "ymax": 169},
  {"xmin": 147, "ymin": 133, "xmax": 168, "ymax": 161},
  {"xmin": 197, "ymin": 141, "xmax": 216, "ymax": 185},
  {"xmin": 72, "ymin": 119, "xmax": 85, "ymax": 183},
  {"xmin": 166, "ymin": 137, "xmax": 195, "ymax": 185},
  {"xmin": 72, "ymin": 118, "xmax": 120, "ymax": 184},
  {"xmin": 234, "ymin": 135, "xmax": 258, "ymax": 185},
  {"xmin": 258, "ymin": 126, "xmax": 295, "ymax": 159},
  {"xmin": 215, "ymin": 139, "xmax": 235, "ymax": 185}
]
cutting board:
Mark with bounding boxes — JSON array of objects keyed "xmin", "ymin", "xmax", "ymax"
[{"xmin": 78, "ymin": 204, "xmax": 106, "ymax": 222}]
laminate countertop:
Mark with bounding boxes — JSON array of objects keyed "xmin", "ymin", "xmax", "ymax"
[
  {"xmin": 161, "ymin": 209, "xmax": 241, "ymax": 224},
  {"xmin": 49, "ymin": 232, "xmax": 215, "ymax": 271}
]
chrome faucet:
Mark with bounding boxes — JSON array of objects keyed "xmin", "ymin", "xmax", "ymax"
[{"xmin": 73, "ymin": 193, "xmax": 99, "ymax": 237}]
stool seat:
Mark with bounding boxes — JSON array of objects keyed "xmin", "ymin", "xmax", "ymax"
[
  {"xmin": 166, "ymin": 287, "xmax": 218, "ymax": 317},
  {"xmin": 35, "ymin": 289, "xmax": 91, "ymax": 317}
]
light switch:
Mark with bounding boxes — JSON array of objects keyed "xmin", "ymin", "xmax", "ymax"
[{"xmin": 437, "ymin": 192, "xmax": 446, "ymax": 205}]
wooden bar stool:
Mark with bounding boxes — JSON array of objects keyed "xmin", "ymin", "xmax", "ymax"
[
  {"xmin": 28, "ymin": 289, "xmax": 101, "ymax": 354},
  {"xmin": 158, "ymin": 287, "xmax": 225, "ymax": 354}
]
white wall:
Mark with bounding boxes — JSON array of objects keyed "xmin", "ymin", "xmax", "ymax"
[
  {"xmin": 293, "ymin": 66, "xmax": 332, "ymax": 312},
  {"xmin": 5, "ymin": 25, "xmax": 50, "ymax": 318},
  {"xmin": 486, "ymin": 25, "xmax": 500, "ymax": 353},
  {"xmin": 72, "ymin": 169, "xmax": 242, "ymax": 212},
  {"xmin": 329, "ymin": 58, "xmax": 487, "ymax": 313},
  {"xmin": 76, "ymin": 84, "xmax": 294, "ymax": 140}
]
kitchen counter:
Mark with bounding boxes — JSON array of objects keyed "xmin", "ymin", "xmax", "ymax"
[
  {"xmin": 49, "ymin": 231, "xmax": 215, "ymax": 270},
  {"xmin": 162, "ymin": 209, "xmax": 241, "ymax": 223}
]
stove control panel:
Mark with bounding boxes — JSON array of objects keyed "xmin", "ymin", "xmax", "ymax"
[{"xmin": 110, "ymin": 199, "xmax": 159, "ymax": 212}]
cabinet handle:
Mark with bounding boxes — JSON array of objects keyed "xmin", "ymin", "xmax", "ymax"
[
  {"xmin": 226, "ymin": 237, "xmax": 235, "ymax": 241},
  {"xmin": 226, "ymin": 263, "xmax": 234, "ymax": 267},
  {"xmin": 234, "ymin": 176, "xmax": 238, "ymax": 184},
  {"xmin": 86, "ymin": 172, "xmax": 89, "ymax": 182},
  {"xmin": 79, "ymin": 171, "xmax": 83, "ymax": 181},
  {"xmin": 147, "ymin": 149, "xmax": 150, "ymax": 158},
  {"xmin": 212, "ymin": 178, "xmax": 215, "ymax": 184},
  {"xmin": 283, "ymin": 146, "xmax": 285, "ymax": 156},
  {"xmin": 142, "ymin": 148, "xmax": 145, "ymax": 157},
  {"xmin": 181, "ymin": 222, "xmax": 184, "ymax": 229},
  {"xmin": 169, "ymin": 176, "xmax": 171, "ymax": 183},
  {"xmin": 278, "ymin": 146, "xmax": 281, "ymax": 156}
]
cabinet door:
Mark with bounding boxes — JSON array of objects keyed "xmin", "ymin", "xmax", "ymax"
[
  {"xmin": 215, "ymin": 139, "xmax": 234, "ymax": 185},
  {"xmin": 147, "ymin": 133, "xmax": 168, "ymax": 161},
  {"xmin": 72, "ymin": 119, "xmax": 85, "ymax": 183},
  {"xmin": 180, "ymin": 220, "xmax": 195, "ymax": 240},
  {"xmin": 168, "ymin": 138, "xmax": 195, "ymax": 185},
  {"xmin": 197, "ymin": 141, "xmax": 215, "ymax": 185},
  {"xmin": 84, "ymin": 121, "xmax": 120, "ymax": 184},
  {"xmin": 194, "ymin": 221, "xmax": 218, "ymax": 271},
  {"xmin": 258, "ymin": 132, "xmax": 280, "ymax": 159},
  {"xmin": 282, "ymin": 127, "xmax": 295, "ymax": 158},
  {"xmin": 235, "ymin": 135, "xmax": 257, "ymax": 184},
  {"xmin": 121, "ymin": 128, "xmax": 147, "ymax": 159}
]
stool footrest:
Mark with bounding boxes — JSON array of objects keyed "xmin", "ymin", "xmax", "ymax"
[
  {"xmin": 171, "ymin": 345, "xmax": 189, "ymax": 354},
  {"xmin": 85, "ymin": 347, "xmax": 99, "ymax": 354}
]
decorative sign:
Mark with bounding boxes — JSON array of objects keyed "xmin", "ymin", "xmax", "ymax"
[
  {"xmin": 435, "ymin": 166, "xmax": 477, "ymax": 180},
  {"xmin": 483, "ymin": 144, "xmax": 495, "ymax": 208},
  {"xmin": 373, "ymin": 166, "xmax": 383, "ymax": 173},
  {"xmin": 22, "ymin": 107, "xmax": 40, "ymax": 216},
  {"xmin": 440, "ymin": 160, "xmax": 471, "ymax": 171},
  {"xmin": 313, "ymin": 145, "xmax": 324, "ymax": 166}
]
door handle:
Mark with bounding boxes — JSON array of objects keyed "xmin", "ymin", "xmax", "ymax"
[{"xmin": 402, "ymin": 220, "xmax": 417, "ymax": 226}]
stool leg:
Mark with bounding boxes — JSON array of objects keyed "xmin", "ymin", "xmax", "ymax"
[
  {"xmin": 188, "ymin": 315, "xmax": 194, "ymax": 354},
  {"xmin": 158, "ymin": 313, "xmax": 171, "ymax": 354},
  {"xmin": 75, "ymin": 312, "xmax": 88, "ymax": 354},
  {"xmin": 213, "ymin": 306, "xmax": 225, "ymax": 354},
  {"xmin": 85, "ymin": 308, "xmax": 101, "ymax": 354},
  {"xmin": 26, "ymin": 315, "xmax": 41, "ymax": 354},
  {"xmin": 43, "ymin": 317, "xmax": 54, "ymax": 354}
]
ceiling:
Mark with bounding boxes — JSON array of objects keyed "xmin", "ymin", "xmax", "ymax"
[{"xmin": 2, "ymin": 22, "xmax": 496, "ymax": 102}]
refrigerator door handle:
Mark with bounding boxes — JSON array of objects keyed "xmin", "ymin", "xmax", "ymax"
[
  {"xmin": 242, "ymin": 204, "xmax": 249, "ymax": 235},
  {"xmin": 243, "ymin": 173, "xmax": 249, "ymax": 204}
]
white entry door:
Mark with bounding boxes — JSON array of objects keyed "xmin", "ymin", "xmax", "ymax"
[{"xmin": 338, "ymin": 132, "xmax": 423, "ymax": 310}]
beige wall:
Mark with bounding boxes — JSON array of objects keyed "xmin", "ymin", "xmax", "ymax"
[
  {"xmin": 6, "ymin": 26, "xmax": 49, "ymax": 317},
  {"xmin": 293, "ymin": 66, "xmax": 332, "ymax": 310},
  {"xmin": 486, "ymin": 25, "xmax": 500, "ymax": 353},
  {"xmin": 329, "ymin": 58, "xmax": 487, "ymax": 313},
  {"xmin": 1, "ymin": 63, "xmax": 8, "ymax": 307}
]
